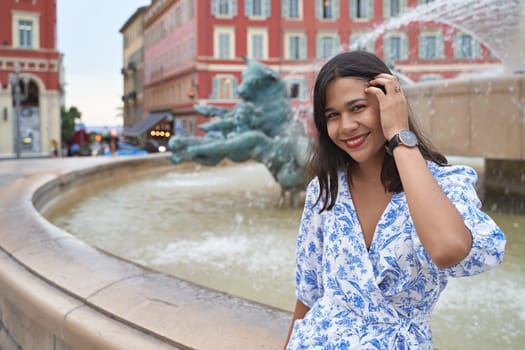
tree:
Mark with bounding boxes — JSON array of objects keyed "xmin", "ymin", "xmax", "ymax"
[{"xmin": 61, "ymin": 106, "xmax": 82, "ymax": 144}]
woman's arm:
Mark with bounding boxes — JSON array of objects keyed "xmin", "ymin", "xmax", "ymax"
[
  {"xmin": 367, "ymin": 74, "xmax": 472, "ymax": 268},
  {"xmin": 393, "ymin": 146, "xmax": 472, "ymax": 268},
  {"xmin": 283, "ymin": 299, "xmax": 310, "ymax": 350}
]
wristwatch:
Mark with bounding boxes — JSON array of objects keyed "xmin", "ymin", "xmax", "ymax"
[{"xmin": 387, "ymin": 129, "xmax": 418, "ymax": 154}]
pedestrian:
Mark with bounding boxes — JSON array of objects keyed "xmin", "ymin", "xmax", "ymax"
[{"xmin": 284, "ymin": 51, "xmax": 506, "ymax": 349}]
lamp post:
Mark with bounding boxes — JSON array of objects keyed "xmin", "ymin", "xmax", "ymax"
[{"xmin": 8, "ymin": 63, "xmax": 30, "ymax": 159}]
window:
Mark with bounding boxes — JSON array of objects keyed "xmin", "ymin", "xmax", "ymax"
[
  {"xmin": 418, "ymin": 0, "xmax": 435, "ymax": 4},
  {"xmin": 389, "ymin": 37, "xmax": 401, "ymax": 61},
  {"xmin": 285, "ymin": 77, "xmax": 308, "ymax": 100},
  {"xmin": 253, "ymin": 0, "xmax": 263, "ymax": 15},
  {"xmin": 252, "ymin": 35, "xmax": 263, "ymax": 58},
  {"xmin": 219, "ymin": 33, "xmax": 230, "ymax": 58},
  {"xmin": 12, "ymin": 11, "xmax": 40, "ymax": 50},
  {"xmin": 454, "ymin": 33, "xmax": 481, "ymax": 59},
  {"xmin": 383, "ymin": 33, "xmax": 408, "ymax": 65},
  {"xmin": 212, "ymin": 0, "xmax": 237, "ymax": 17},
  {"xmin": 246, "ymin": 0, "xmax": 270, "ymax": 17},
  {"xmin": 286, "ymin": 0, "xmax": 301, "ymax": 18},
  {"xmin": 350, "ymin": 0, "xmax": 373, "ymax": 20},
  {"xmin": 211, "ymin": 75, "xmax": 238, "ymax": 99},
  {"xmin": 350, "ymin": 31, "xmax": 375, "ymax": 52},
  {"xmin": 316, "ymin": 0, "xmax": 339, "ymax": 20},
  {"xmin": 419, "ymin": 31, "xmax": 443, "ymax": 59},
  {"xmin": 214, "ymin": 27, "xmax": 235, "ymax": 59},
  {"xmin": 248, "ymin": 28, "xmax": 268, "ymax": 59},
  {"xmin": 383, "ymin": 0, "xmax": 406, "ymax": 18},
  {"xmin": 317, "ymin": 34, "xmax": 339, "ymax": 58},
  {"xmin": 286, "ymin": 33, "xmax": 307, "ymax": 60},
  {"xmin": 290, "ymin": 83, "xmax": 300, "ymax": 98},
  {"xmin": 390, "ymin": 0, "xmax": 400, "ymax": 17},
  {"xmin": 18, "ymin": 20, "xmax": 33, "ymax": 48}
]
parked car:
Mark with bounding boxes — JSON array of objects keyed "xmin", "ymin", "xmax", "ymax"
[{"xmin": 103, "ymin": 142, "xmax": 148, "ymax": 156}]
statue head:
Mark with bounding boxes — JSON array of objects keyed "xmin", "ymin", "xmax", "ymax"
[{"xmin": 237, "ymin": 57, "xmax": 287, "ymax": 101}]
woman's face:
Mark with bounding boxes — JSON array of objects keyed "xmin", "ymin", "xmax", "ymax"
[{"xmin": 324, "ymin": 77, "xmax": 387, "ymax": 166}]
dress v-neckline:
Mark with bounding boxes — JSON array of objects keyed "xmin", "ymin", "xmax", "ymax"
[{"xmin": 341, "ymin": 171, "xmax": 395, "ymax": 253}]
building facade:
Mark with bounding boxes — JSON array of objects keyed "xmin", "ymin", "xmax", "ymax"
[
  {"xmin": 120, "ymin": 6, "xmax": 147, "ymax": 133},
  {"xmin": 0, "ymin": 0, "xmax": 62, "ymax": 158},
  {"xmin": 122, "ymin": 0, "xmax": 500, "ymax": 140}
]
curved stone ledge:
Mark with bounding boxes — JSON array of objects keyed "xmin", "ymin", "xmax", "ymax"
[{"xmin": 0, "ymin": 155, "xmax": 291, "ymax": 350}]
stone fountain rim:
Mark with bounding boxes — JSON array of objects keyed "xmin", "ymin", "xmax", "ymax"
[{"xmin": 0, "ymin": 154, "xmax": 290, "ymax": 350}]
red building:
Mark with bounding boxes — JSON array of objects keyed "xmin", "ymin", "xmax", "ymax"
[
  {"xmin": 0, "ymin": 0, "xmax": 62, "ymax": 158},
  {"xmin": 123, "ymin": 0, "xmax": 500, "ymax": 139}
]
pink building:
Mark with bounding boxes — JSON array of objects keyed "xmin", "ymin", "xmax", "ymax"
[
  {"xmin": 0, "ymin": 0, "xmax": 62, "ymax": 157},
  {"xmin": 123, "ymin": 0, "xmax": 500, "ymax": 140}
]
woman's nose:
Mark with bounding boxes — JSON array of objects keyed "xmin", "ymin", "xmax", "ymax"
[{"xmin": 340, "ymin": 113, "xmax": 358, "ymax": 131}]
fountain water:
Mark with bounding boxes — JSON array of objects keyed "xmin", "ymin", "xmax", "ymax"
[
  {"xmin": 47, "ymin": 0, "xmax": 525, "ymax": 348},
  {"xmin": 353, "ymin": 0, "xmax": 523, "ymax": 72},
  {"xmin": 49, "ymin": 161, "xmax": 525, "ymax": 348}
]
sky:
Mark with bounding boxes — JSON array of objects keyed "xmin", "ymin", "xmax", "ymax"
[{"xmin": 57, "ymin": 1, "xmax": 148, "ymax": 126}]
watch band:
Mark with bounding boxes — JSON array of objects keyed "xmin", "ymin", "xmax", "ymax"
[{"xmin": 387, "ymin": 130, "xmax": 418, "ymax": 154}]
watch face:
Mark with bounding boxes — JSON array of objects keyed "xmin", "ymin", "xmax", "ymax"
[{"xmin": 399, "ymin": 130, "xmax": 418, "ymax": 147}]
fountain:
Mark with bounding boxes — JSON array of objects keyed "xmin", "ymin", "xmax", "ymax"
[
  {"xmin": 3, "ymin": 0, "xmax": 523, "ymax": 349},
  {"xmin": 168, "ymin": 56, "xmax": 311, "ymax": 194},
  {"xmin": 169, "ymin": 0, "xmax": 524, "ymax": 210}
]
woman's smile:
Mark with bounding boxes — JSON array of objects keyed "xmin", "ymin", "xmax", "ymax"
[{"xmin": 343, "ymin": 133, "xmax": 369, "ymax": 149}]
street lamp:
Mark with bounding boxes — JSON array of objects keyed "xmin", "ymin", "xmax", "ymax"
[{"xmin": 8, "ymin": 63, "xmax": 30, "ymax": 159}]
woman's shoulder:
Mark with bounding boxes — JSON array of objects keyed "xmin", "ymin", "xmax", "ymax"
[{"xmin": 426, "ymin": 161, "xmax": 478, "ymax": 186}]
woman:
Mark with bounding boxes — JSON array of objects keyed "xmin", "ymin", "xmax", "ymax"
[{"xmin": 284, "ymin": 51, "xmax": 506, "ymax": 349}]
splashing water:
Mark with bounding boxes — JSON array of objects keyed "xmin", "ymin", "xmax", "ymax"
[
  {"xmin": 286, "ymin": 0, "xmax": 522, "ymax": 78},
  {"xmin": 352, "ymin": 0, "xmax": 522, "ymax": 70}
]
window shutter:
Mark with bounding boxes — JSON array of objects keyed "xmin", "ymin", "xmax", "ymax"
[
  {"xmin": 300, "ymin": 36, "xmax": 307, "ymax": 59},
  {"xmin": 316, "ymin": 35, "xmax": 322, "ymax": 58},
  {"xmin": 384, "ymin": 36, "xmax": 391, "ymax": 62},
  {"xmin": 453, "ymin": 34, "xmax": 462, "ymax": 58},
  {"xmin": 400, "ymin": 0, "xmax": 407, "ymax": 14},
  {"xmin": 233, "ymin": 0, "xmax": 238, "ymax": 16},
  {"xmin": 383, "ymin": 0, "xmax": 391, "ymax": 19},
  {"xmin": 232, "ymin": 77, "xmax": 239, "ymax": 98},
  {"xmin": 335, "ymin": 35, "xmax": 341, "ymax": 54},
  {"xmin": 418, "ymin": 34, "xmax": 425, "ymax": 59},
  {"xmin": 437, "ymin": 32, "xmax": 444, "ymax": 58},
  {"xmin": 368, "ymin": 0, "xmax": 374, "ymax": 19},
  {"xmin": 289, "ymin": 37, "xmax": 295, "ymax": 59},
  {"xmin": 211, "ymin": 76, "xmax": 218, "ymax": 98},
  {"xmin": 473, "ymin": 40, "xmax": 481, "ymax": 59},
  {"xmin": 264, "ymin": 0, "xmax": 271, "ymax": 17},
  {"xmin": 245, "ymin": 0, "xmax": 252, "ymax": 16},
  {"xmin": 401, "ymin": 34, "xmax": 408, "ymax": 60},
  {"xmin": 282, "ymin": 0, "xmax": 290, "ymax": 17},
  {"xmin": 300, "ymin": 79, "xmax": 308, "ymax": 99},
  {"xmin": 315, "ymin": 0, "xmax": 322, "ymax": 20},
  {"xmin": 350, "ymin": 0, "xmax": 356, "ymax": 19},
  {"xmin": 333, "ymin": 0, "xmax": 340, "ymax": 19}
]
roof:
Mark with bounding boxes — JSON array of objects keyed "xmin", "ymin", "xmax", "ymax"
[{"xmin": 122, "ymin": 111, "xmax": 171, "ymax": 137}]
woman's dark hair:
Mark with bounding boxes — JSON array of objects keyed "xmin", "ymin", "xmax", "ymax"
[{"xmin": 309, "ymin": 51, "xmax": 447, "ymax": 212}]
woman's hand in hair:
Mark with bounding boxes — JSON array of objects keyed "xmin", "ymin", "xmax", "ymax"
[{"xmin": 365, "ymin": 73, "xmax": 409, "ymax": 141}]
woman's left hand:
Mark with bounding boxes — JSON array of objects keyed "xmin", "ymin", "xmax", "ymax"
[{"xmin": 365, "ymin": 73, "xmax": 409, "ymax": 141}]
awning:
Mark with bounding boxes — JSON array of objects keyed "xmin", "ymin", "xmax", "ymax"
[{"xmin": 122, "ymin": 112, "xmax": 172, "ymax": 137}]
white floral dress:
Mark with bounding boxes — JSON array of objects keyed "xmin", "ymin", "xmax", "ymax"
[{"xmin": 287, "ymin": 163, "xmax": 506, "ymax": 349}]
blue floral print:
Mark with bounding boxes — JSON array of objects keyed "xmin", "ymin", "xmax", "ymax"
[{"xmin": 287, "ymin": 162, "xmax": 506, "ymax": 349}]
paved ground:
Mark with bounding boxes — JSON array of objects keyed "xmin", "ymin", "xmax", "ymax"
[{"xmin": 0, "ymin": 156, "xmax": 136, "ymax": 188}]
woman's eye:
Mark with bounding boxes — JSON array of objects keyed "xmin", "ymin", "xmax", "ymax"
[
  {"xmin": 325, "ymin": 112, "xmax": 338, "ymax": 120},
  {"xmin": 351, "ymin": 104, "xmax": 366, "ymax": 112}
]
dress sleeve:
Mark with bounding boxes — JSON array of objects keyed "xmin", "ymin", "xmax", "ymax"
[
  {"xmin": 295, "ymin": 179, "xmax": 324, "ymax": 307},
  {"xmin": 430, "ymin": 164, "xmax": 506, "ymax": 277}
]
